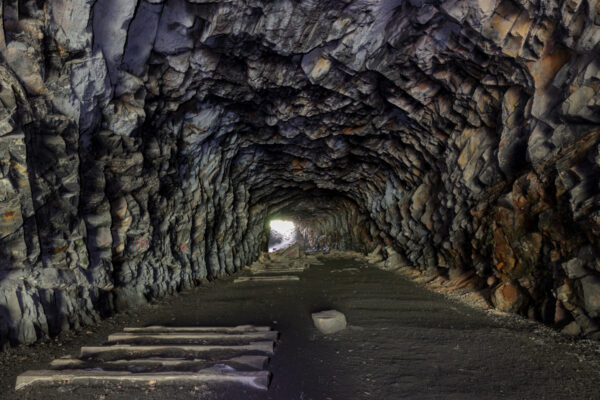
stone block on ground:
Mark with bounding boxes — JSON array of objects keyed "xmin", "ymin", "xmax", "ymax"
[
  {"xmin": 491, "ymin": 282, "xmax": 527, "ymax": 313},
  {"xmin": 561, "ymin": 321, "xmax": 581, "ymax": 336},
  {"xmin": 311, "ymin": 310, "xmax": 347, "ymax": 334},
  {"xmin": 383, "ymin": 246, "xmax": 408, "ymax": 271},
  {"xmin": 365, "ymin": 245, "xmax": 384, "ymax": 264}
]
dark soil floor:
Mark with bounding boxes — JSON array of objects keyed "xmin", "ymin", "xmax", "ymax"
[{"xmin": 2, "ymin": 255, "xmax": 600, "ymax": 400}]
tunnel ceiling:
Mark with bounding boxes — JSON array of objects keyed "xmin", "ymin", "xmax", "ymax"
[
  {"xmin": 2, "ymin": 0, "xmax": 600, "ymax": 344},
  {"xmin": 101, "ymin": 0, "xmax": 536, "ymax": 203}
]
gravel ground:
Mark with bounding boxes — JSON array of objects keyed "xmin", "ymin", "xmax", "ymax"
[{"xmin": 2, "ymin": 254, "xmax": 600, "ymax": 399}]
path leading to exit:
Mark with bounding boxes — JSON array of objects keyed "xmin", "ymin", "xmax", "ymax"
[{"xmin": 2, "ymin": 254, "xmax": 600, "ymax": 399}]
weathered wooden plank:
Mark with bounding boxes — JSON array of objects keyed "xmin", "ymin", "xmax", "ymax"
[
  {"xmin": 50, "ymin": 355, "xmax": 269, "ymax": 371},
  {"xmin": 250, "ymin": 266, "xmax": 305, "ymax": 270},
  {"xmin": 106, "ymin": 331, "xmax": 279, "ymax": 344},
  {"xmin": 249, "ymin": 263, "xmax": 306, "ymax": 269},
  {"xmin": 15, "ymin": 368, "xmax": 270, "ymax": 390},
  {"xmin": 123, "ymin": 325, "xmax": 271, "ymax": 333},
  {"xmin": 250, "ymin": 269, "xmax": 305, "ymax": 275},
  {"xmin": 80, "ymin": 341, "xmax": 275, "ymax": 360},
  {"xmin": 234, "ymin": 275, "xmax": 299, "ymax": 283}
]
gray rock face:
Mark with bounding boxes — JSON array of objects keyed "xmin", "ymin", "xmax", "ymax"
[{"xmin": 1, "ymin": 0, "xmax": 600, "ymax": 345}]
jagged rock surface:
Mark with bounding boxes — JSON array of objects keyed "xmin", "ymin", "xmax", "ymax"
[{"xmin": 1, "ymin": 0, "xmax": 600, "ymax": 345}]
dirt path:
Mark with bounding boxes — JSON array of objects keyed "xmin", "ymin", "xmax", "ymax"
[{"xmin": 2, "ymin": 255, "xmax": 600, "ymax": 399}]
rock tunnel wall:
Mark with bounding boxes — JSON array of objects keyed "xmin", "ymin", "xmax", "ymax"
[{"xmin": 1, "ymin": 0, "xmax": 600, "ymax": 345}]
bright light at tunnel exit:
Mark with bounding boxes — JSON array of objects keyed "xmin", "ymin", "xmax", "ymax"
[{"xmin": 269, "ymin": 220, "xmax": 296, "ymax": 238}]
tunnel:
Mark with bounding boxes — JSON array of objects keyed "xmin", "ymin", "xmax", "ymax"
[{"xmin": 1, "ymin": 0, "xmax": 600, "ymax": 398}]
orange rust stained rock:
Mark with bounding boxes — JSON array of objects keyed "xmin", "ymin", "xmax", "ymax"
[
  {"xmin": 342, "ymin": 125, "xmax": 365, "ymax": 135},
  {"xmin": 493, "ymin": 228, "xmax": 516, "ymax": 274},
  {"xmin": 511, "ymin": 11, "xmax": 533, "ymax": 40},
  {"xmin": 527, "ymin": 44, "xmax": 572, "ymax": 90},
  {"xmin": 486, "ymin": 7, "xmax": 519, "ymax": 43},
  {"xmin": 53, "ymin": 245, "xmax": 68, "ymax": 254},
  {"xmin": 291, "ymin": 159, "xmax": 307, "ymax": 171},
  {"xmin": 3, "ymin": 210, "xmax": 18, "ymax": 220},
  {"xmin": 501, "ymin": 283, "xmax": 519, "ymax": 303},
  {"xmin": 491, "ymin": 281, "xmax": 526, "ymax": 313}
]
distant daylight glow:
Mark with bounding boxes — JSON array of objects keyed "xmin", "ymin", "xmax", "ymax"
[{"xmin": 270, "ymin": 220, "xmax": 296, "ymax": 238}]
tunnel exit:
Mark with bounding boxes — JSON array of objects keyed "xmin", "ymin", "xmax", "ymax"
[{"xmin": 268, "ymin": 220, "xmax": 297, "ymax": 252}]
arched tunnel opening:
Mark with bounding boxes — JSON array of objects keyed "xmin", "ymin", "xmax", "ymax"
[
  {"xmin": 2, "ymin": 0, "xmax": 600, "ymax": 398},
  {"xmin": 266, "ymin": 192, "xmax": 378, "ymax": 255},
  {"xmin": 268, "ymin": 219, "xmax": 296, "ymax": 252}
]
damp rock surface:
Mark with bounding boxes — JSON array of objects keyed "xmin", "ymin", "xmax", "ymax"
[{"xmin": 1, "ymin": 0, "xmax": 600, "ymax": 345}]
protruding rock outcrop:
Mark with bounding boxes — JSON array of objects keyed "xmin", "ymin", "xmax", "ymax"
[{"xmin": 1, "ymin": 0, "xmax": 600, "ymax": 345}]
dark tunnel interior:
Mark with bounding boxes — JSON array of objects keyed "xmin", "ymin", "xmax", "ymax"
[{"xmin": 2, "ymin": 0, "xmax": 600, "ymax": 397}]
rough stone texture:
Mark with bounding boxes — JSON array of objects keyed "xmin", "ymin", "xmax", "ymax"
[{"xmin": 1, "ymin": 0, "xmax": 600, "ymax": 345}]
